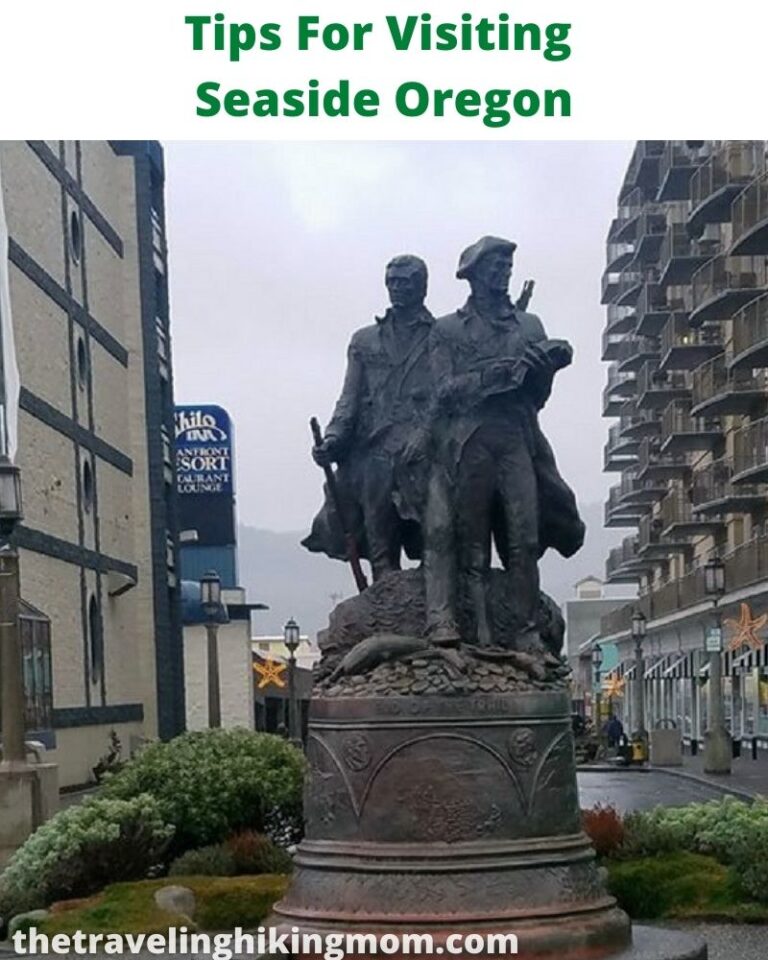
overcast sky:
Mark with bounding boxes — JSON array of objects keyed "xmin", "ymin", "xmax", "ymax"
[{"xmin": 164, "ymin": 141, "xmax": 633, "ymax": 533}]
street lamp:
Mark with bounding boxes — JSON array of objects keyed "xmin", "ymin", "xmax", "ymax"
[
  {"xmin": 632, "ymin": 609, "xmax": 647, "ymax": 745},
  {"xmin": 284, "ymin": 618, "xmax": 301, "ymax": 744},
  {"xmin": 703, "ymin": 554, "xmax": 730, "ymax": 775},
  {"xmin": 592, "ymin": 643, "xmax": 603, "ymax": 727},
  {"xmin": 0, "ymin": 454, "xmax": 25, "ymax": 765},
  {"xmin": 200, "ymin": 570, "xmax": 222, "ymax": 729}
]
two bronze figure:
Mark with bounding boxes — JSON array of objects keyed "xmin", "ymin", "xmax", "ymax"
[{"xmin": 303, "ymin": 236, "xmax": 584, "ymax": 654}]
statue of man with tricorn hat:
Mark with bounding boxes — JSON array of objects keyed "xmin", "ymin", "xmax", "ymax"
[
  {"xmin": 302, "ymin": 254, "xmax": 435, "ymax": 580},
  {"xmin": 423, "ymin": 236, "xmax": 584, "ymax": 649}
]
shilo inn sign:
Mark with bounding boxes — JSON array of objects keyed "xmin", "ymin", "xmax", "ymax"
[{"xmin": 174, "ymin": 405, "xmax": 233, "ymax": 496}]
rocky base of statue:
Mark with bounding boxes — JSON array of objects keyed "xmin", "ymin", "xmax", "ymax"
[
  {"xmin": 314, "ymin": 568, "xmax": 567, "ymax": 689},
  {"xmin": 272, "ymin": 690, "xmax": 707, "ymax": 959}
]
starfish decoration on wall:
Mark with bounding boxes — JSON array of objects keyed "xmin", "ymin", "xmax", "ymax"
[
  {"xmin": 602, "ymin": 674, "xmax": 626, "ymax": 698},
  {"xmin": 253, "ymin": 656, "xmax": 287, "ymax": 689},
  {"xmin": 725, "ymin": 602, "xmax": 768, "ymax": 653}
]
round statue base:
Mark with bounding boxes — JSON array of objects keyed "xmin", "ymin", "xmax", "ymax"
[{"xmin": 273, "ymin": 692, "xmax": 706, "ymax": 959}]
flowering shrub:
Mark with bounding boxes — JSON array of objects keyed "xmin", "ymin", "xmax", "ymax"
[
  {"xmin": 103, "ymin": 728, "xmax": 305, "ymax": 854},
  {"xmin": 582, "ymin": 804, "xmax": 625, "ymax": 858},
  {"xmin": 620, "ymin": 796, "xmax": 768, "ymax": 902},
  {"xmin": 0, "ymin": 795, "xmax": 173, "ymax": 922}
]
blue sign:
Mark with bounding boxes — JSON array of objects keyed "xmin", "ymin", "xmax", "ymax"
[{"xmin": 174, "ymin": 405, "xmax": 234, "ymax": 496}]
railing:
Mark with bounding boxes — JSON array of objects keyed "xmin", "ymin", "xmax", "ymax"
[
  {"xmin": 661, "ymin": 400, "xmax": 720, "ymax": 445},
  {"xmin": 615, "ymin": 268, "xmax": 643, "ymax": 304},
  {"xmin": 636, "ymin": 281, "xmax": 668, "ymax": 321},
  {"xmin": 636, "ymin": 209, "xmax": 667, "ymax": 241},
  {"xmin": 691, "ymin": 353, "xmax": 765, "ymax": 409},
  {"xmin": 625, "ymin": 141, "xmax": 665, "ymax": 187},
  {"xmin": 732, "ymin": 171, "xmax": 768, "ymax": 244},
  {"xmin": 606, "ymin": 240, "xmax": 635, "ymax": 269},
  {"xmin": 691, "ymin": 458, "xmax": 766, "ymax": 509},
  {"xmin": 606, "ymin": 304, "xmax": 636, "ymax": 334},
  {"xmin": 731, "ymin": 292, "xmax": 768, "ymax": 361},
  {"xmin": 659, "ymin": 489, "xmax": 696, "ymax": 530},
  {"xmin": 605, "ymin": 364, "xmax": 636, "ymax": 394},
  {"xmin": 659, "ymin": 140, "xmax": 704, "ymax": 183},
  {"xmin": 614, "ymin": 336, "xmax": 659, "ymax": 367},
  {"xmin": 660, "ymin": 314, "xmax": 721, "ymax": 358},
  {"xmin": 734, "ymin": 417, "xmax": 768, "ymax": 477},
  {"xmin": 637, "ymin": 360, "xmax": 688, "ymax": 397},
  {"xmin": 692, "ymin": 255, "xmax": 765, "ymax": 312},
  {"xmin": 690, "ymin": 141, "xmax": 764, "ymax": 211}
]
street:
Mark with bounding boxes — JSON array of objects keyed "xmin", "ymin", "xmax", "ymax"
[{"xmin": 577, "ymin": 769, "xmax": 732, "ymax": 813}]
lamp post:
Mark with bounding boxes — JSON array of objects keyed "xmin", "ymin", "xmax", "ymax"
[
  {"xmin": 284, "ymin": 618, "xmax": 301, "ymax": 745},
  {"xmin": 0, "ymin": 455, "xmax": 24, "ymax": 766},
  {"xmin": 592, "ymin": 643, "xmax": 603, "ymax": 729},
  {"xmin": 200, "ymin": 570, "xmax": 222, "ymax": 729},
  {"xmin": 632, "ymin": 609, "xmax": 647, "ymax": 746},
  {"xmin": 703, "ymin": 554, "xmax": 730, "ymax": 774}
]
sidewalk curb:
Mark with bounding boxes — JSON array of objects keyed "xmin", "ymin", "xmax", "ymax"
[{"xmin": 577, "ymin": 762, "xmax": 758, "ymax": 801}]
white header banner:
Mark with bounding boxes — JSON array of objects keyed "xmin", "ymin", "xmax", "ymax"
[{"xmin": 0, "ymin": 0, "xmax": 765, "ymax": 139}]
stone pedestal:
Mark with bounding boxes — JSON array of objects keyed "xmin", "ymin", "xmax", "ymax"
[
  {"xmin": 0, "ymin": 761, "xmax": 59, "ymax": 868},
  {"xmin": 273, "ymin": 691, "xmax": 705, "ymax": 959}
]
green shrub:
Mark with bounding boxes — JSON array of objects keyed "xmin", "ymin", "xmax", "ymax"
[
  {"xmin": 168, "ymin": 845, "xmax": 236, "ymax": 878},
  {"xmin": 0, "ymin": 795, "xmax": 173, "ymax": 921},
  {"xmin": 103, "ymin": 728, "xmax": 305, "ymax": 854},
  {"xmin": 606, "ymin": 852, "xmax": 732, "ymax": 919},
  {"xmin": 618, "ymin": 796, "xmax": 768, "ymax": 904},
  {"xmin": 226, "ymin": 831, "xmax": 293, "ymax": 875}
]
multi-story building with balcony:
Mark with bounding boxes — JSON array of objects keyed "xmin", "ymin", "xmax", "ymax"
[
  {"xmin": 0, "ymin": 141, "xmax": 184, "ymax": 786},
  {"xmin": 598, "ymin": 141, "xmax": 768, "ymax": 754}
]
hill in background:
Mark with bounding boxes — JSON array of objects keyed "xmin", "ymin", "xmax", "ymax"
[{"xmin": 239, "ymin": 501, "xmax": 636, "ymax": 640}]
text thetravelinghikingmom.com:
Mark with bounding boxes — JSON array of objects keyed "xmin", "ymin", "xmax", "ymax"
[{"xmin": 13, "ymin": 926, "xmax": 520, "ymax": 959}]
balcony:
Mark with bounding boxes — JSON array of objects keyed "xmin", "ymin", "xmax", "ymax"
[
  {"xmin": 689, "ymin": 141, "xmax": 764, "ymax": 234},
  {"xmin": 690, "ymin": 255, "xmax": 768, "ymax": 326},
  {"xmin": 623, "ymin": 141, "xmax": 665, "ymax": 195},
  {"xmin": 657, "ymin": 141, "xmax": 707, "ymax": 202},
  {"xmin": 635, "ymin": 281, "xmax": 671, "ymax": 336},
  {"xmin": 658, "ymin": 222, "xmax": 717, "ymax": 287},
  {"xmin": 731, "ymin": 171, "xmax": 768, "ymax": 256},
  {"xmin": 691, "ymin": 458, "xmax": 768, "ymax": 514},
  {"xmin": 660, "ymin": 489, "xmax": 725, "ymax": 539},
  {"xmin": 601, "ymin": 329, "xmax": 626, "ymax": 362},
  {"xmin": 633, "ymin": 209, "xmax": 667, "ymax": 265},
  {"xmin": 615, "ymin": 336, "xmax": 660, "ymax": 373},
  {"xmin": 605, "ymin": 304, "xmax": 637, "ymax": 337},
  {"xmin": 617, "ymin": 469, "xmax": 667, "ymax": 508},
  {"xmin": 636, "ymin": 361, "xmax": 690, "ymax": 410},
  {"xmin": 606, "ymin": 535, "xmax": 653, "ymax": 583},
  {"xmin": 605, "ymin": 484, "xmax": 644, "ymax": 528},
  {"xmin": 614, "ymin": 268, "xmax": 644, "ymax": 307},
  {"xmin": 602, "ymin": 365, "xmax": 637, "ymax": 416},
  {"xmin": 730, "ymin": 292, "xmax": 768, "ymax": 371},
  {"xmin": 601, "ymin": 270, "xmax": 622, "ymax": 305},
  {"xmin": 691, "ymin": 353, "xmax": 766, "ymax": 417},
  {"xmin": 733, "ymin": 417, "xmax": 768, "ymax": 485},
  {"xmin": 606, "ymin": 239, "xmax": 636, "ymax": 273},
  {"xmin": 637, "ymin": 437, "xmax": 690, "ymax": 481},
  {"xmin": 638, "ymin": 513, "xmax": 691, "ymax": 560},
  {"xmin": 659, "ymin": 314, "xmax": 722, "ymax": 372},
  {"xmin": 604, "ymin": 422, "xmax": 639, "ymax": 472},
  {"xmin": 613, "ymin": 187, "xmax": 644, "ymax": 242},
  {"xmin": 617, "ymin": 400, "xmax": 662, "ymax": 441},
  {"xmin": 660, "ymin": 400, "xmax": 722, "ymax": 455}
]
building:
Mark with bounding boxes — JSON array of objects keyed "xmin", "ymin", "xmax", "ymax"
[
  {"xmin": 252, "ymin": 633, "xmax": 320, "ymax": 672},
  {"xmin": 599, "ymin": 140, "xmax": 768, "ymax": 749},
  {"xmin": 174, "ymin": 403, "xmax": 267, "ymax": 730},
  {"xmin": 564, "ymin": 577, "xmax": 631, "ymax": 716},
  {"xmin": 0, "ymin": 140, "xmax": 184, "ymax": 787}
]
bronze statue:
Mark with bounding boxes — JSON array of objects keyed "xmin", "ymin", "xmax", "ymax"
[
  {"xmin": 302, "ymin": 255, "xmax": 434, "ymax": 580},
  {"xmin": 423, "ymin": 236, "xmax": 584, "ymax": 649}
]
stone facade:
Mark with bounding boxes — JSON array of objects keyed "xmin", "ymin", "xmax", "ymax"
[{"xmin": 0, "ymin": 141, "xmax": 183, "ymax": 786}]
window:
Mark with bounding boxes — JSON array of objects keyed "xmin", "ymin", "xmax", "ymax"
[
  {"xmin": 88, "ymin": 594, "xmax": 103, "ymax": 686},
  {"xmin": 76, "ymin": 335, "xmax": 88, "ymax": 388},
  {"xmin": 18, "ymin": 602, "xmax": 53, "ymax": 732},
  {"xmin": 69, "ymin": 209, "xmax": 82, "ymax": 263},
  {"xmin": 82, "ymin": 458, "xmax": 94, "ymax": 512}
]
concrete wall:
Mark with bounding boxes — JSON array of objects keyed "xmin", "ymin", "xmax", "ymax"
[{"xmin": 184, "ymin": 620, "xmax": 255, "ymax": 731}]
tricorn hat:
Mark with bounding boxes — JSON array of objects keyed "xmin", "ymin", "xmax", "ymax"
[{"xmin": 456, "ymin": 236, "xmax": 517, "ymax": 280}]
